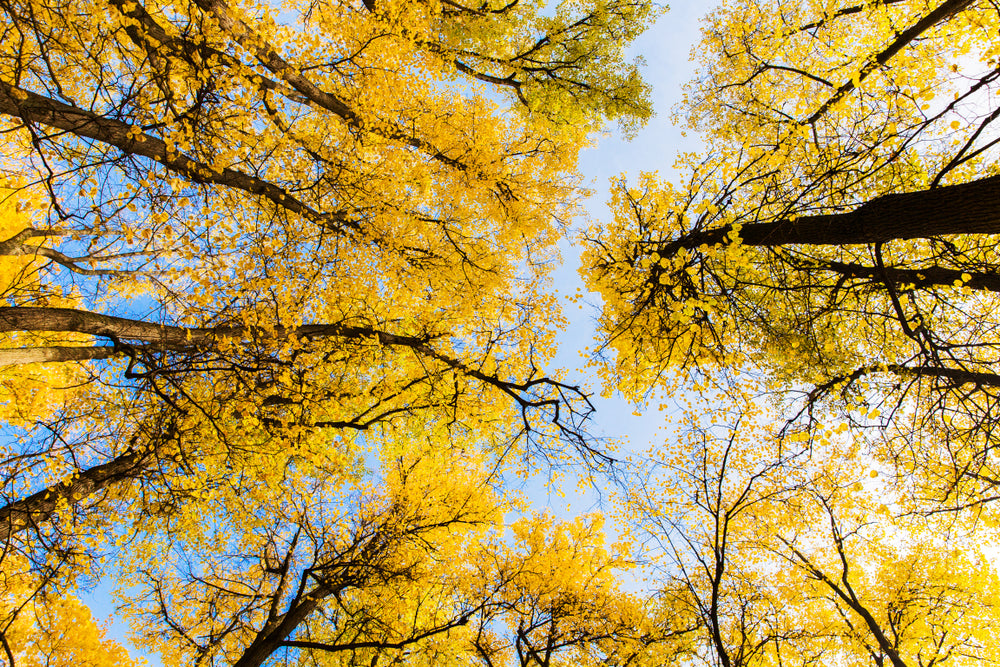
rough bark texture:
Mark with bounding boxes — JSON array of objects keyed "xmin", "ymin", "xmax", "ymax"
[
  {"xmin": 886, "ymin": 364, "xmax": 1000, "ymax": 387},
  {"xmin": 0, "ymin": 306, "xmax": 581, "ymax": 427},
  {"xmin": 665, "ymin": 173, "xmax": 1000, "ymax": 251},
  {"xmin": 0, "ymin": 306, "xmax": 218, "ymax": 347},
  {"xmin": 0, "ymin": 446, "xmax": 151, "ymax": 542},
  {"xmin": 0, "ymin": 346, "xmax": 117, "ymax": 366},
  {"xmin": 0, "ymin": 306, "xmax": 535, "ymax": 397},
  {"xmin": 0, "ymin": 80, "xmax": 353, "ymax": 231}
]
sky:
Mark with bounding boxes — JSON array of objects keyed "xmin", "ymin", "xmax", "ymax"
[
  {"xmin": 544, "ymin": 0, "xmax": 714, "ymax": 489},
  {"xmin": 80, "ymin": 2, "xmax": 717, "ymax": 661}
]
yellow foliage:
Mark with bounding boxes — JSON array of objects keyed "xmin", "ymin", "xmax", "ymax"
[
  {"xmin": 0, "ymin": 556, "xmax": 142, "ymax": 666},
  {"xmin": 0, "ymin": 172, "xmax": 95, "ymax": 426}
]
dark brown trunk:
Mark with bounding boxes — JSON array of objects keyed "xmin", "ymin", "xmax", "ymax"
[
  {"xmin": 807, "ymin": 365, "xmax": 1000, "ymax": 407},
  {"xmin": 887, "ymin": 364, "xmax": 1000, "ymax": 387},
  {"xmin": 0, "ymin": 80, "xmax": 353, "ymax": 231},
  {"xmin": 816, "ymin": 261, "xmax": 1000, "ymax": 293},
  {"xmin": 183, "ymin": 0, "xmax": 465, "ymax": 170},
  {"xmin": 668, "ymin": 174, "xmax": 1000, "ymax": 251},
  {"xmin": 794, "ymin": 0, "xmax": 908, "ymax": 34},
  {"xmin": 849, "ymin": 365, "xmax": 1000, "ymax": 388},
  {"xmin": 231, "ymin": 523, "xmax": 398, "ymax": 667},
  {"xmin": 0, "ymin": 446, "xmax": 151, "ymax": 541},
  {"xmin": 0, "ymin": 306, "xmax": 218, "ymax": 348}
]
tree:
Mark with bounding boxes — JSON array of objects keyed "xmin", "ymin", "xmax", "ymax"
[
  {"xmin": 120, "ymin": 438, "xmax": 501, "ymax": 667},
  {"xmin": 464, "ymin": 511, "xmax": 690, "ymax": 667},
  {"xmin": 0, "ymin": 0, "xmax": 659, "ymax": 530},
  {"xmin": 0, "ymin": 0, "xmax": 663, "ymax": 661},
  {"xmin": 582, "ymin": 0, "xmax": 1000, "ymax": 511},
  {"xmin": 110, "ymin": 433, "xmax": 674, "ymax": 667},
  {"xmin": 621, "ymin": 388, "xmax": 1000, "ymax": 667},
  {"xmin": 0, "ymin": 561, "xmax": 142, "ymax": 667}
]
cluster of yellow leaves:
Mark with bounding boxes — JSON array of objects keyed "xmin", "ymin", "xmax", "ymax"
[
  {"xmin": 0, "ymin": 555, "xmax": 142, "ymax": 666},
  {"xmin": 580, "ymin": 17, "xmax": 1000, "ymax": 621},
  {"xmin": 0, "ymin": 0, "xmax": 613, "ymax": 346},
  {"xmin": 583, "ymin": 0, "xmax": 1000, "ymax": 399},
  {"xmin": 0, "ymin": 0, "xmax": 652, "ymax": 486},
  {"xmin": 110, "ymin": 424, "xmax": 675, "ymax": 667},
  {"xmin": 621, "ymin": 385, "xmax": 1000, "ymax": 667},
  {"xmin": 0, "ymin": 0, "xmax": 670, "ymax": 664}
]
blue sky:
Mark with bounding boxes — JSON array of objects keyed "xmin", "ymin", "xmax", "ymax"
[
  {"xmin": 81, "ymin": 2, "xmax": 717, "ymax": 661},
  {"xmin": 545, "ymin": 0, "xmax": 714, "ymax": 476}
]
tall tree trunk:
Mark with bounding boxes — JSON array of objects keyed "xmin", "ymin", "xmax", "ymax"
[
  {"xmin": 666, "ymin": 174, "xmax": 1000, "ymax": 251},
  {"xmin": 0, "ymin": 446, "xmax": 152, "ymax": 542},
  {"xmin": 0, "ymin": 346, "xmax": 118, "ymax": 366},
  {"xmin": 0, "ymin": 306, "xmax": 428, "ymax": 350},
  {"xmin": 0, "ymin": 80, "xmax": 353, "ymax": 231},
  {"xmin": 0, "ymin": 306, "xmax": 542, "ymax": 403}
]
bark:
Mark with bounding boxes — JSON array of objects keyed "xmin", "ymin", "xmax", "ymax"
[
  {"xmin": 887, "ymin": 364, "xmax": 1000, "ymax": 387},
  {"xmin": 656, "ymin": 0, "xmax": 985, "ymax": 258},
  {"xmin": 0, "ymin": 229, "xmax": 126, "ymax": 275},
  {"xmin": 664, "ymin": 173, "xmax": 1000, "ymax": 251},
  {"xmin": 104, "ymin": 0, "xmax": 310, "ymax": 104},
  {"xmin": 807, "ymin": 365, "xmax": 1000, "ymax": 409},
  {"xmin": 0, "ymin": 228, "xmax": 64, "ymax": 254},
  {"xmin": 0, "ymin": 306, "xmax": 429, "ymax": 350},
  {"xmin": 0, "ymin": 346, "xmax": 117, "ymax": 366},
  {"xmin": 183, "ymin": 0, "xmax": 467, "ymax": 172},
  {"xmin": 0, "ymin": 446, "xmax": 151, "ymax": 542},
  {"xmin": 814, "ymin": 261, "xmax": 1000, "ymax": 293},
  {"xmin": 0, "ymin": 306, "xmax": 219, "ymax": 347},
  {"xmin": 0, "ymin": 306, "xmax": 596, "ymax": 462},
  {"xmin": 0, "ymin": 80, "xmax": 354, "ymax": 231},
  {"xmin": 794, "ymin": 0, "xmax": 908, "ymax": 34},
  {"xmin": 279, "ymin": 617, "xmax": 471, "ymax": 654}
]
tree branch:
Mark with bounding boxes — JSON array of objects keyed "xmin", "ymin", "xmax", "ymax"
[
  {"xmin": 657, "ymin": 173, "xmax": 1000, "ymax": 253},
  {"xmin": 0, "ymin": 81, "xmax": 355, "ymax": 232}
]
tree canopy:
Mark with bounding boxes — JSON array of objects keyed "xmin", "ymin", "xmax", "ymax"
[
  {"xmin": 584, "ymin": 0, "xmax": 1000, "ymax": 511},
  {"xmin": 0, "ymin": 0, "xmax": 668, "ymax": 662},
  {"xmin": 6, "ymin": 0, "xmax": 1000, "ymax": 665},
  {"xmin": 583, "ymin": 1, "xmax": 1000, "ymax": 666}
]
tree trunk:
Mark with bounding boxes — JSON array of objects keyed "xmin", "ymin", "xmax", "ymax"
[
  {"xmin": 0, "ymin": 306, "xmax": 513, "ymax": 398},
  {"xmin": 0, "ymin": 306, "xmax": 428, "ymax": 350},
  {"xmin": 668, "ymin": 174, "xmax": 1000, "ymax": 250},
  {"xmin": 230, "ymin": 591, "xmax": 326, "ymax": 667},
  {"xmin": 803, "ymin": 0, "xmax": 974, "ymax": 125},
  {"xmin": 0, "ymin": 446, "xmax": 152, "ymax": 542},
  {"xmin": 0, "ymin": 80, "xmax": 353, "ymax": 231},
  {"xmin": 814, "ymin": 261, "xmax": 1000, "ymax": 293},
  {"xmin": 0, "ymin": 346, "xmax": 118, "ymax": 366},
  {"xmin": 230, "ymin": 523, "xmax": 397, "ymax": 667}
]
